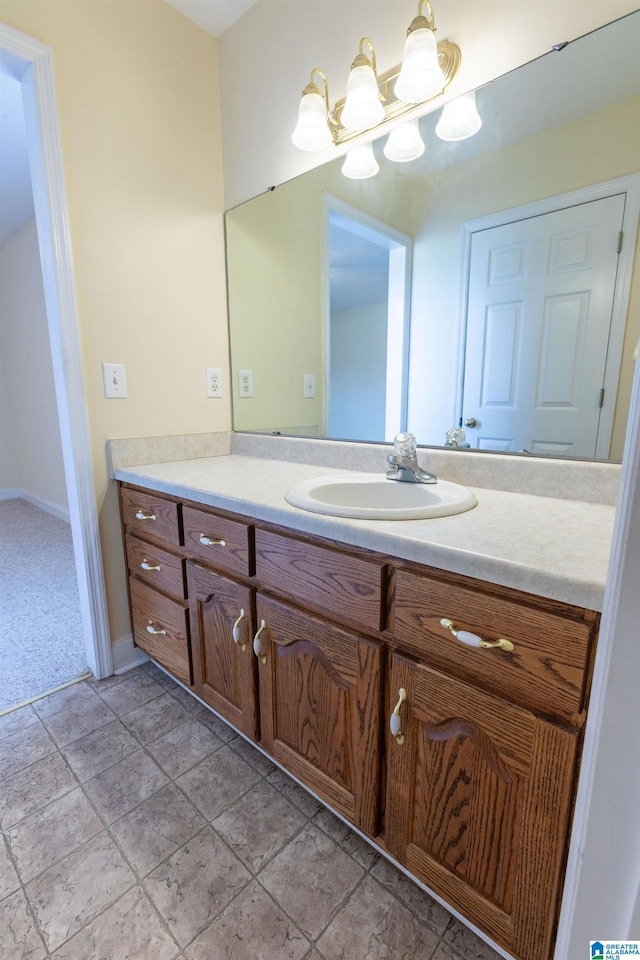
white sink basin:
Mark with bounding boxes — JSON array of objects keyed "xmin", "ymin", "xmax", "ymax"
[{"xmin": 284, "ymin": 473, "xmax": 477, "ymax": 520}]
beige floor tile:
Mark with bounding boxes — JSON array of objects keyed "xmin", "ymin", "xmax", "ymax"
[
  {"xmin": 141, "ymin": 662, "xmax": 177, "ymax": 690},
  {"xmin": 83, "ymin": 750, "xmax": 168, "ymax": 823},
  {"xmin": 145, "ymin": 717, "xmax": 223, "ymax": 779},
  {"xmin": 165, "ymin": 685, "xmax": 200, "ymax": 712},
  {"xmin": 0, "ymin": 887, "xmax": 46, "ymax": 960},
  {"xmin": 111, "ymin": 784, "xmax": 205, "ymax": 876},
  {"xmin": 61, "ymin": 719, "xmax": 140, "ymax": 782},
  {"xmin": 96, "ymin": 671, "xmax": 165, "ymax": 716},
  {"xmin": 176, "ymin": 745, "xmax": 260, "ymax": 821},
  {"xmin": 316, "ymin": 875, "xmax": 440, "ymax": 960},
  {"xmin": 431, "ymin": 944, "xmax": 462, "ymax": 960},
  {"xmin": 190, "ymin": 704, "xmax": 239, "ymax": 743},
  {"xmin": 121, "ymin": 693, "xmax": 192, "ymax": 745},
  {"xmin": 213, "ymin": 779, "xmax": 306, "ymax": 873},
  {"xmin": 186, "ymin": 880, "xmax": 309, "ymax": 960},
  {"xmin": 228, "ymin": 736, "xmax": 276, "ymax": 776},
  {"xmin": 0, "ymin": 721, "xmax": 56, "ymax": 781},
  {"xmin": 7, "ymin": 788, "xmax": 102, "ymax": 883},
  {"xmin": 0, "ymin": 839, "xmax": 20, "ymax": 899},
  {"xmin": 313, "ymin": 809, "xmax": 380, "ymax": 870},
  {"xmin": 442, "ymin": 918, "xmax": 504, "ymax": 959},
  {"xmin": 266, "ymin": 768, "xmax": 324, "ymax": 818},
  {"xmin": 371, "ymin": 858, "xmax": 452, "ymax": 935},
  {"xmin": 50, "ymin": 886, "xmax": 178, "ymax": 960},
  {"xmin": 145, "ymin": 826, "xmax": 251, "ymax": 946},
  {"xmin": 0, "ymin": 751, "xmax": 76, "ymax": 829},
  {"xmin": 0, "ymin": 705, "xmax": 38, "ymax": 743},
  {"xmin": 259, "ymin": 824, "xmax": 364, "ymax": 939},
  {"xmin": 25, "ymin": 832, "xmax": 134, "ymax": 952},
  {"xmin": 33, "ymin": 681, "xmax": 97, "ymax": 720}
]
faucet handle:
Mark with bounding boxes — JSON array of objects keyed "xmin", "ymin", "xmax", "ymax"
[{"xmin": 393, "ymin": 432, "xmax": 417, "ymax": 459}]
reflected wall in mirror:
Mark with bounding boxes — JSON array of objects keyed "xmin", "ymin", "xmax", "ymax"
[{"xmin": 226, "ymin": 11, "xmax": 640, "ymax": 461}]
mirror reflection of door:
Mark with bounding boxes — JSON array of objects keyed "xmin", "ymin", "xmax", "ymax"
[
  {"xmin": 325, "ymin": 198, "xmax": 412, "ymax": 442},
  {"xmin": 461, "ymin": 193, "xmax": 626, "ymax": 458}
]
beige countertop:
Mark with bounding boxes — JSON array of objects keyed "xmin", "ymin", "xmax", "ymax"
[{"xmin": 114, "ymin": 454, "xmax": 615, "ymax": 611}]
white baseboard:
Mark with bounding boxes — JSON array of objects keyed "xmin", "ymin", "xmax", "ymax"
[
  {"xmin": 111, "ymin": 633, "xmax": 149, "ymax": 675},
  {"xmin": 0, "ymin": 488, "xmax": 70, "ymax": 523}
]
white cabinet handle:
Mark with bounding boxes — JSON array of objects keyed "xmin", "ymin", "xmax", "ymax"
[
  {"xmin": 146, "ymin": 622, "xmax": 167, "ymax": 636},
  {"xmin": 135, "ymin": 510, "xmax": 157, "ymax": 521},
  {"xmin": 232, "ymin": 609, "xmax": 246, "ymax": 650},
  {"xmin": 440, "ymin": 618, "xmax": 514, "ymax": 652},
  {"xmin": 390, "ymin": 688, "xmax": 407, "ymax": 744},
  {"xmin": 199, "ymin": 534, "xmax": 226, "ymax": 547},
  {"xmin": 253, "ymin": 619, "xmax": 267, "ymax": 663},
  {"xmin": 141, "ymin": 560, "xmax": 161, "ymax": 571}
]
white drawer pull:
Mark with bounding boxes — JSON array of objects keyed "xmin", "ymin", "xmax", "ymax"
[
  {"xmin": 199, "ymin": 534, "xmax": 227, "ymax": 547},
  {"xmin": 440, "ymin": 618, "xmax": 514, "ymax": 652},
  {"xmin": 135, "ymin": 510, "xmax": 157, "ymax": 521},
  {"xmin": 390, "ymin": 688, "xmax": 407, "ymax": 745},
  {"xmin": 232, "ymin": 609, "xmax": 246, "ymax": 650},
  {"xmin": 146, "ymin": 622, "xmax": 167, "ymax": 636},
  {"xmin": 253, "ymin": 619, "xmax": 267, "ymax": 663},
  {"xmin": 141, "ymin": 560, "xmax": 161, "ymax": 572}
]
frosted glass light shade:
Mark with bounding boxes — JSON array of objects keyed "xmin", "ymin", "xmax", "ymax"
[
  {"xmin": 435, "ymin": 91, "xmax": 482, "ymax": 141},
  {"xmin": 341, "ymin": 142, "xmax": 379, "ymax": 180},
  {"xmin": 394, "ymin": 28, "xmax": 445, "ymax": 103},
  {"xmin": 341, "ymin": 64, "xmax": 384, "ymax": 131},
  {"xmin": 383, "ymin": 120, "xmax": 425, "ymax": 162},
  {"xmin": 292, "ymin": 90, "xmax": 333, "ymax": 151}
]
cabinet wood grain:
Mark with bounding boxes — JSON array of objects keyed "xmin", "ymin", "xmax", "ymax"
[
  {"xmin": 129, "ymin": 578, "xmax": 191, "ymax": 685},
  {"xmin": 120, "ymin": 485, "xmax": 181, "ymax": 548}
]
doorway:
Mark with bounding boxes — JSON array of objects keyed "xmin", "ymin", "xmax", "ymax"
[
  {"xmin": 458, "ymin": 176, "xmax": 640, "ymax": 458},
  {"xmin": 324, "ymin": 196, "xmax": 412, "ymax": 442},
  {"xmin": 0, "ymin": 25, "xmax": 112, "ymax": 703}
]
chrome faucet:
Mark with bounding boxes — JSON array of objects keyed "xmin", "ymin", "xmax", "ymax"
[{"xmin": 386, "ymin": 433, "xmax": 437, "ymax": 484}]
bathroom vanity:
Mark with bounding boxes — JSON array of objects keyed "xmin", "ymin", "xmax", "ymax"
[{"xmin": 114, "ymin": 448, "xmax": 613, "ymax": 960}]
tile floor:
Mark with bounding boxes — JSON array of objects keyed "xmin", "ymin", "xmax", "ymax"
[{"xmin": 0, "ymin": 662, "xmax": 504, "ymax": 960}]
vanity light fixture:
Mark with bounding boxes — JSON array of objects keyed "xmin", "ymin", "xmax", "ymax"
[
  {"xmin": 341, "ymin": 38, "xmax": 385, "ymax": 131},
  {"xmin": 291, "ymin": 0, "xmax": 460, "ymax": 151},
  {"xmin": 383, "ymin": 119, "xmax": 425, "ymax": 162},
  {"xmin": 341, "ymin": 141, "xmax": 380, "ymax": 180},
  {"xmin": 395, "ymin": 0, "xmax": 446, "ymax": 103},
  {"xmin": 435, "ymin": 90, "xmax": 482, "ymax": 141}
]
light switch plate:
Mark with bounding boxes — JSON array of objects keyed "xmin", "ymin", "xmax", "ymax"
[
  {"xmin": 303, "ymin": 373, "xmax": 315, "ymax": 399},
  {"xmin": 102, "ymin": 363, "xmax": 127, "ymax": 399}
]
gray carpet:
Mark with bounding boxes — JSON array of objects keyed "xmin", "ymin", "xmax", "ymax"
[{"xmin": 0, "ymin": 498, "xmax": 88, "ymax": 712}]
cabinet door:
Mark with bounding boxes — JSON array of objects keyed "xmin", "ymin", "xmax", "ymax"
[
  {"xmin": 187, "ymin": 562, "xmax": 258, "ymax": 740},
  {"xmin": 386, "ymin": 654, "xmax": 579, "ymax": 960},
  {"xmin": 255, "ymin": 595, "xmax": 382, "ymax": 837}
]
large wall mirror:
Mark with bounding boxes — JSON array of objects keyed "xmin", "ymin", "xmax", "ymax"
[{"xmin": 226, "ymin": 10, "xmax": 640, "ymax": 461}]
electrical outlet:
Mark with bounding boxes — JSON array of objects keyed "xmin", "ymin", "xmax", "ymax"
[
  {"xmin": 238, "ymin": 369, "xmax": 253, "ymax": 398},
  {"xmin": 102, "ymin": 362, "xmax": 127, "ymax": 399},
  {"xmin": 206, "ymin": 368, "xmax": 223, "ymax": 398},
  {"xmin": 303, "ymin": 373, "xmax": 316, "ymax": 399}
]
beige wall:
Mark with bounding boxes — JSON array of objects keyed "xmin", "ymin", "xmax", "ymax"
[
  {"xmin": 218, "ymin": 0, "xmax": 640, "ymax": 208},
  {"xmin": 0, "ymin": 0, "xmax": 229, "ymax": 646},
  {"xmin": 0, "ymin": 218, "xmax": 68, "ymax": 510}
]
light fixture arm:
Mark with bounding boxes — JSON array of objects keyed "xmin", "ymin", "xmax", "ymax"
[
  {"xmin": 411, "ymin": 0, "xmax": 436, "ymax": 33},
  {"xmin": 353, "ymin": 37, "xmax": 378, "ymax": 76},
  {"xmin": 302, "ymin": 68, "xmax": 332, "ymax": 117}
]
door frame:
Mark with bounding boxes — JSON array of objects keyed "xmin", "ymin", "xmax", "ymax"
[
  {"xmin": 322, "ymin": 193, "xmax": 413, "ymax": 441},
  {"xmin": 457, "ymin": 173, "xmax": 640, "ymax": 459},
  {"xmin": 0, "ymin": 24, "xmax": 112, "ymax": 678}
]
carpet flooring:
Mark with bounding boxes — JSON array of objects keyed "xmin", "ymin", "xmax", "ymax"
[{"xmin": 0, "ymin": 498, "xmax": 88, "ymax": 713}]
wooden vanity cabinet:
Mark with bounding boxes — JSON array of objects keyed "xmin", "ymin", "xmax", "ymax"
[
  {"xmin": 186, "ymin": 561, "xmax": 258, "ymax": 740},
  {"xmin": 118, "ymin": 481, "xmax": 598, "ymax": 960}
]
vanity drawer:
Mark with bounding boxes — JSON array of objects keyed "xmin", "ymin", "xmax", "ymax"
[
  {"xmin": 125, "ymin": 534, "xmax": 186, "ymax": 600},
  {"xmin": 130, "ymin": 578, "xmax": 191, "ymax": 685},
  {"xmin": 255, "ymin": 529, "xmax": 386, "ymax": 632},
  {"xmin": 182, "ymin": 505, "xmax": 253, "ymax": 577},
  {"xmin": 120, "ymin": 486, "xmax": 181, "ymax": 549},
  {"xmin": 393, "ymin": 569, "xmax": 594, "ymax": 720}
]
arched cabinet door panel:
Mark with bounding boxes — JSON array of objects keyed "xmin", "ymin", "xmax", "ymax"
[
  {"xmin": 385, "ymin": 653, "xmax": 579, "ymax": 960},
  {"xmin": 256, "ymin": 594, "xmax": 383, "ymax": 838}
]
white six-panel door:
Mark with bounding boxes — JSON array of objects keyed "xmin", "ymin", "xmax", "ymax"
[{"xmin": 462, "ymin": 194, "xmax": 625, "ymax": 457}]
